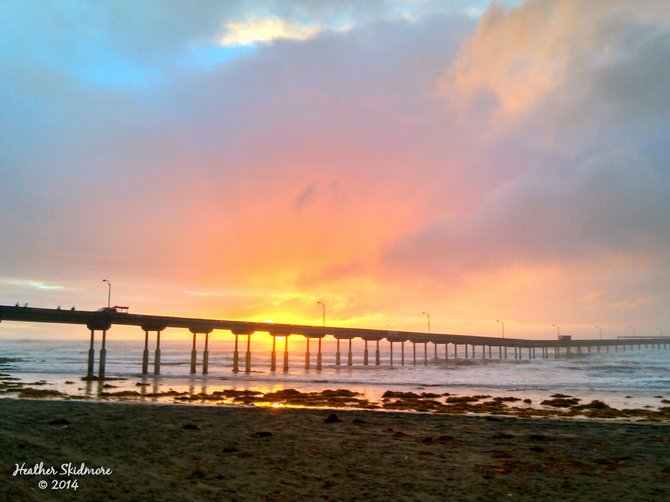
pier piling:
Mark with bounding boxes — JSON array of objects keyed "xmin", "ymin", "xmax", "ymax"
[
  {"xmin": 87, "ymin": 329, "xmax": 95, "ymax": 379},
  {"xmin": 203, "ymin": 332, "xmax": 210, "ymax": 374},
  {"xmin": 154, "ymin": 330, "xmax": 161, "ymax": 375},
  {"xmin": 233, "ymin": 334, "xmax": 240, "ymax": 373},
  {"xmin": 142, "ymin": 330, "xmax": 149, "ymax": 375},
  {"xmin": 245, "ymin": 334, "xmax": 251, "ymax": 373},
  {"xmin": 98, "ymin": 330, "xmax": 107, "ymax": 380},
  {"xmin": 190, "ymin": 331, "xmax": 197, "ymax": 374}
]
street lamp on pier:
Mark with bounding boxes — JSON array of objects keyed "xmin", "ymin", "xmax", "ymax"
[
  {"xmin": 421, "ymin": 312, "xmax": 431, "ymax": 333},
  {"xmin": 629, "ymin": 326, "xmax": 636, "ymax": 337},
  {"xmin": 552, "ymin": 324, "xmax": 560, "ymax": 337},
  {"xmin": 496, "ymin": 319, "xmax": 505, "ymax": 339},
  {"xmin": 102, "ymin": 279, "xmax": 111, "ymax": 309},
  {"xmin": 594, "ymin": 325, "xmax": 602, "ymax": 340}
]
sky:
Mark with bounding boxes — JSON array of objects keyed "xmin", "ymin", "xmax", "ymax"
[{"xmin": 1, "ymin": 0, "xmax": 669, "ymax": 340}]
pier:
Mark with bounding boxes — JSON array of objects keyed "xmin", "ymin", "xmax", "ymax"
[{"xmin": 1, "ymin": 305, "xmax": 668, "ymax": 379}]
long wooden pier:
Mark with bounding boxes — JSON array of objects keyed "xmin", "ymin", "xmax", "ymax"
[{"xmin": 1, "ymin": 305, "xmax": 667, "ymax": 379}]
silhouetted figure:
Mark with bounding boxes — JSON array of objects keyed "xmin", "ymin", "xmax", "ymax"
[
  {"xmin": 71, "ymin": 306, "xmax": 75, "ymax": 311},
  {"xmin": 57, "ymin": 306, "xmax": 61, "ymax": 310}
]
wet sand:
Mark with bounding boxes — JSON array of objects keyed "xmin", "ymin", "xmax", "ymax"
[{"xmin": 1, "ymin": 399, "xmax": 669, "ymax": 501}]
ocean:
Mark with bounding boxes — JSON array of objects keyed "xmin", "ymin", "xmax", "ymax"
[{"xmin": 1, "ymin": 335, "xmax": 669, "ymax": 411}]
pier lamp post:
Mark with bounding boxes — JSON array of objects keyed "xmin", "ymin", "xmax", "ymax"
[
  {"xmin": 629, "ymin": 326, "xmax": 636, "ymax": 337},
  {"xmin": 657, "ymin": 327, "xmax": 663, "ymax": 336},
  {"xmin": 102, "ymin": 279, "xmax": 111, "ymax": 309},
  {"xmin": 594, "ymin": 325, "xmax": 602, "ymax": 340},
  {"xmin": 317, "ymin": 301, "xmax": 326, "ymax": 327},
  {"xmin": 552, "ymin": 324, "xmax": 560, "ymax": 337},
  {"xmin": 496, "ymin": 319, "xmax": 505, "ymax": 339},
  {"xmin": 421, "ymin": 312, "xmax": 431, "ymax": 333}
]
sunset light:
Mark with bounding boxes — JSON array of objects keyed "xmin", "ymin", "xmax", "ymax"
[{"xmin": 1, "ymin": 1, "xmax": 668, "ymax": 339}]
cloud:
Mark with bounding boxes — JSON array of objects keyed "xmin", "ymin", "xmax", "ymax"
[
  {"xmin": 385, "ymin": 149, "xmax": 670, "ymax": 277},
  {"xmin": 220, "ymin": 17, "xmax": 322, "ymax": 46},
  {"xmin": 0, "ymin": 8, "xmax": 471, "ymax": 288},
  {"xmin": 1, "ymin": 279, "xmax": 65, "ymax": 291},
  {"xmin": 294, "ymin": 183, "xmax": 317, "ymax": 212},
  {"xmin": 379, "ymin": 0, "xmax": 670, "ymax": 302},
  {"xmin": 440, "ymin": 0, "xmax": 670, "ymax": 134}
]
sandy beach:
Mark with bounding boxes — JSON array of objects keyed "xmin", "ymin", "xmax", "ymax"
[{"xmin": 2, "ymin": 399, "xmax": 669, "ymax": 501}]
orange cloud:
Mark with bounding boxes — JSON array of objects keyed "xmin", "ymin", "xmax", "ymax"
[{"xmin": 440, "ymin": 0, "xmax": 670, "ymax": 133}]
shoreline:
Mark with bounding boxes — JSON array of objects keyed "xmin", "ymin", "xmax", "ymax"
[
  {"xmin": 2, "ymin": 368, "xmax": 670, "ymax": 423},
  {"xmin": 2, "ymin": 399, "xmax": 669, "ymax": 500}
]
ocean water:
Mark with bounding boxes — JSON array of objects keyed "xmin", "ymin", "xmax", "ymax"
[{"xmin": 1, "ymin": 336, "xmax": 669, "ymax": 411}]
